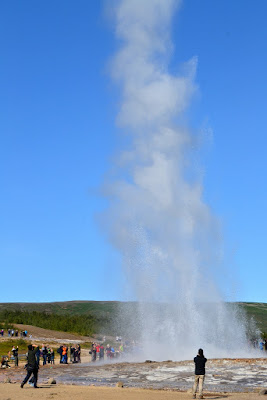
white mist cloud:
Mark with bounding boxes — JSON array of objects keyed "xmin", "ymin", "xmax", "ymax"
[
  {"xmin": 104, "ymin": 0, "xmax": 257, "ymax": 360},
  {"xmin": 111, "ymin": 0, "xmax": 195, "ymax": 129}
]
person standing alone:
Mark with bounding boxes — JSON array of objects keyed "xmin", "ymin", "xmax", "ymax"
[
  {"xmin": 21, "ymin": 345, "xmax": 39, "ymax": 389},
  {"xmin": 192, "ymin": 348, "xmax": 207, "ymax": 399},
  {"xmin": 12, "ymin": 345, "xmax": 19, "ymax": 367}
]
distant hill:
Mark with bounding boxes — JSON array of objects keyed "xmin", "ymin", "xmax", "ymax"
[
  {"xmin": 0, "ymin": 301, "xmax": 266, "ymax": 337},
  {"xmin": 0, "ymin": 300, "xmax": 120, "ymax": 318},
  {"xmin": 0, "ymin": 301, "xmax": 130, "ymax": 336}
]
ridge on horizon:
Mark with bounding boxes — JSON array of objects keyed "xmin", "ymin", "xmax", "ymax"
[{"xmin": 0, "ymin": 300, "xmax": 267, "ymax": 305}]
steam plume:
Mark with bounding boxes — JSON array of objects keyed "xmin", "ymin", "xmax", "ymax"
[{"xmin": 104, "ymin": 0, "xmax": 257, "ymax": 360}]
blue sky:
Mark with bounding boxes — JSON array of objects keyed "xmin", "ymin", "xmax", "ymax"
[{"xmin": 0, "ymin": 0, "xmax": 266, "ymax": 303}]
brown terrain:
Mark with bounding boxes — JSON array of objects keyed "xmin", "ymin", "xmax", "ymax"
[
  {"xmin": 12, "ymin": 324, "xmax": 93, "ymax": 342},
  {"xmin": 1, "ymin": 325, "xmax": 266, "ymax": 399},
  {"xmin": 0, "ymin": 383, "xmax": 264, "ymax": 400}
]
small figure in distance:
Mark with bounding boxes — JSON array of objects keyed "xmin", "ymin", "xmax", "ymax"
[
  {"xmin": 192, "ymin": 348, "xmax": 207, "ymax": 399},
  {"xmin": 12, "ymin": 345, "xmax": 19, "ymax": 367}
]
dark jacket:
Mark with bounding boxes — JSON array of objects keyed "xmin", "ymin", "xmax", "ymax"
[
  {"xmin": 194, "ymin": 355, "xmax": 207, "ymax": 375},
  {"xmin": 12, "ymin": 348, "xmax": 18, "ymax": 357},
  {"xmin": 27, "ymin": 347, "xmax": 39, "ymax": 368}
]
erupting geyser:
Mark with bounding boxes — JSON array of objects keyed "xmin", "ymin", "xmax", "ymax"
[{"xmin": 103, "ymin": 0, "xmax": 259, "ymax": 360}]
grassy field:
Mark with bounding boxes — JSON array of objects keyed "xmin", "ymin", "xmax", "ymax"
[
  {"xmin": 0, "ymin": 339, "xmax": 28, "ymax": 357},
  {"xmin": 0, "ymin": 300, "xmax": 121, "ymax": 317},
  {"xmin": 0, "ymin": 301, "xmax": 267, "ymax": 337},
  {"xmin": 238, "ymin": 302, "xmax": 267, "ymax": 336}
]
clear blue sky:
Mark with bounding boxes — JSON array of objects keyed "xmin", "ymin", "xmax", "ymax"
[{"xmin": 0, "ymin": 0, "xmax": 266, "ymax": 303}]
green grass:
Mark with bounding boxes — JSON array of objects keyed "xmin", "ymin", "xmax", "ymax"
[
  {"xmin": 80, "ymin": 341, "xmax": 93, "ymax": 349},
  {"xmin": 0, "ymin": 301, "xmax": 123, "ymax": 336},
  {"xmin": 0, "ymin": 300, "xmax": 121, "ymax": 317},
  {"xmin": 0, "ymin": 310, "xmax": 100, "ymax": 336},
  {"xmin": 0, "ymin": 339, "xmax": 28, "ymax": 357},
  {"xmin": 238, "ymin": 302, "xmax": 267, "ymax": 336}
]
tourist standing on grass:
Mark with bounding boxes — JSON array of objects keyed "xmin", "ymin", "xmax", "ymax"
[
  {"xmin": 21, "ymin": 344, "xmax": 39, "ymax": 389},
  {"xmin": 192, "ymin": 348, "xmax": 207, "ymax": 399},
  {"xmin": 12, "ymin": 345, "xmax": 19, "ymax": 366}
]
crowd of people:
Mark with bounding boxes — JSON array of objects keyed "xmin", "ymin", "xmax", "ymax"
[
  {"xmin": 57, "ymin": 344, "xmax": 81, "ymax": 364},
  {"xmin": 37, "ymin": 345, "xmax": 55, "ymax": 365},
  {"xmin": 1, "ymin": 340, "xmax": 126, "ymax": 370},
  {"xmin": 0, "ymin": 342, "xmax": 82, "ymax": 369},
  {"xmin": 250, "ymin": 338, "xmax": 267, "ymax": 351},
  {"xmin": 31, "ymin": 343, "xmax": 82, "ymax": 366},
  {"xmin": 1, "ymin": 325, "xmax": 267, "ymax": 394},
  {"xmin": 1, "ymin": 337, "xmax": 267, "ymax": 395},
  {"xmin": 6, "ymin": 343, "xmax": 207, "ymax": 395},
  {"xmin": 19, "ymin": 343, "xmax": 81, "ymax": 388},
  {"xmin": 0, "ymin": 328, "xmax": 29, "ymax": 338},
  {"xmin": 1, "ymin": 345, "xmax": 20, "ymax": 369},
  {"xmin": 90, "ymin": 342, "xmax": 124, "ymax": 362}
]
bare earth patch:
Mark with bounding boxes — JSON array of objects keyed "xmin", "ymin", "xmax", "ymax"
[
  {"xmin": 12, "ymin": 324, "xmax": 93, "ymax": 342},
  {"xmin": 0, "ymin": 383, "xmax": 264, "ymax": 400}
]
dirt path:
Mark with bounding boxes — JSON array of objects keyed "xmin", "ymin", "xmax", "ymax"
[
  {"xmin": 12, "ymin": 324, "xmax": 93, "ymax": 342},
  {"xmin": 0, "ymin": 383, "xmax": 263, "ymax": 400}
]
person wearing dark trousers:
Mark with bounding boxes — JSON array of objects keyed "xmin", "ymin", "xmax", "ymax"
[
  {"xmin": 100, "ymin": 345, "xmax": 104, "ymax": 360},
  {"xmin": 35, "ymin": 347, "xmax": 40, "ymax": 367},
  {"xmin": 42, "ymin": 345, "xmax": 48, "ymax": 365},
  {"xmin": 57, "ymin": 346, "xmax": 63, "ymax": 363},
  {"xmin": 192, "ymin": 348, "xmax": 207, "ymax": 399},
  {"xmin": 50, "ymin": 349, "xmax": 55, "ymax": 364},
  {"xmin": 12, "ymin": 345, "xmax": 19, "ymax": 367},
  {"xmin": 77, "ymin": 344, "xmax": 81, "ymax": 363},
  {"xmin": 21, "ymin": 345, "xmax": 39, "ymax": 389}
]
